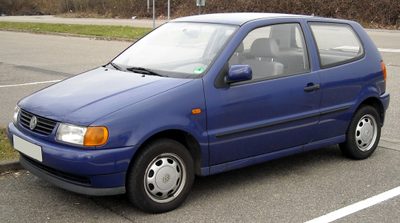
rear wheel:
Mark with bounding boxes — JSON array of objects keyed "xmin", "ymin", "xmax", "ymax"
[
  {"xmin": 126, "ymin": 138, "xmax": 194, "ymax": 213},
  {"xmin": 340, "ymin": 105, "xmax": 381, "ymax": 160}
]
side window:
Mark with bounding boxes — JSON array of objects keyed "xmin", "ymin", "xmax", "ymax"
[
  {"xmin": 309, "ymin": 22, "xmax": 364, "ymax": 68},
  {"xmin": 228, "ymin": 23, "xmax": 309, "ymax": 81}
]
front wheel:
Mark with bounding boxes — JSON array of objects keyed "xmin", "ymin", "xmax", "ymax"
[
  {"xmin": 126, "ymin": 138, "xmax": 194, "ymax": 213},
  {"xmin": 340, "ymin": 105, "xmax": 381, "ymax": 160}
]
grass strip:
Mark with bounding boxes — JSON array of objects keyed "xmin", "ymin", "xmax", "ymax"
[
  {"xmin": 0, "ymin": 21, "xmax": 152, "ymax": 39},
  {"xmin": 0, "ymin": 127, "xmax": 19, "ymax": 161}
]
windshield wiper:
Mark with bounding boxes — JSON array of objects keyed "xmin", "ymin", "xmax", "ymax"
[
  {"xmin": 126, "ymin": 67, "xmax": 168, "ymax": 77},
  {"xmin": 108, "ymin": 62, "xmax": 123, "ymax": 71}
]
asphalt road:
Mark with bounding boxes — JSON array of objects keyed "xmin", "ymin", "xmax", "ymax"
[
  {"xmin": 2, "ymin": 145, "xmax": 400, "ymax": 222},
  {"xmin": 1, "ymin": 18, "xmax": 400, "ymax": 222},
  {"xmin": 0, "ymin": 31, "xmax": 132, "ymax": 126}
]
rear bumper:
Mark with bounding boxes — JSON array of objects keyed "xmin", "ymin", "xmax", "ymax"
[{"xmin": 380, "ymin": 92, "xmax": 390, "ymax": 125}]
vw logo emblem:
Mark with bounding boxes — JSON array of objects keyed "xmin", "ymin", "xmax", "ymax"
[
  {"xmin": 162, "ymin": 173, "xmax": 171, "ymax": 184},
  {"xmin": 29, "ymin": 116, "xmax": 37, "ymax": 130}
]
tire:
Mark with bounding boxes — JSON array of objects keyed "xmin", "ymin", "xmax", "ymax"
[
  {"xmin": 126, "ymin": 138, "xmax": 194, "ymax": 213},
  {"xmin": 339, "ymin": 105, "xmax": 381, "ymax": 160}
]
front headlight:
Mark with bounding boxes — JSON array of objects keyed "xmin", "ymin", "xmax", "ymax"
[
  {"xmin": 56, "ymin": 123, "xmax": 108, "ymax": 146},
  {"xmin": 56, "ymin": 123, "xmax": 87, "ymax": 145},
  {"xmin": 13, "ymin": 105, "xmax": 20, "ymax": 124}
]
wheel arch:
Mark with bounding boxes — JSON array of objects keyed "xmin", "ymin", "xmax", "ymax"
[
  {"xmin": 131, "ymin": 129, "xmax": 204, "ymax": 176},
  {"xmin": 358, "ymin": 97, "xmax": 385, "ymax": 126}
]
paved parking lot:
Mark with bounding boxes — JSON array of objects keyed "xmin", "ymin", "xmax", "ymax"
[
  {"xmin": 1, "ymin": 18, "xmax": 400, "ymax": 222},
  {"xmin": 2, "ymin": 145, "xmax": 400, "ymax": 222}
]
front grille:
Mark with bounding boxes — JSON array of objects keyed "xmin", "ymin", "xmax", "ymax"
[
  {"xmin": 21, "ymin": 154, "xmax": 91, "ymax": 185},
  {"xmin": 20, "ymin": 109, "xmax": 57, "ymax": 135}
]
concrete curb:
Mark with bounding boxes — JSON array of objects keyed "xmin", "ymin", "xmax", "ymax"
[
  {"xmin": 379, "ymin": 137, "xmax": 400, "ymax": 152},
  {"xmin": 0, "ymin": 158, "xmax": 23, "ymax": 172}
]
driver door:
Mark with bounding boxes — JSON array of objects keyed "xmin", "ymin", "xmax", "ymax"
[{"xmin": 205, "ymin": 23, "xmax": 321, "ymax": 166}]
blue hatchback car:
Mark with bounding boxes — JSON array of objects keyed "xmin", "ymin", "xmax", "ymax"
[{"xmin": 8, "ymin": 13, "xmax": 390, "ymax": 213}]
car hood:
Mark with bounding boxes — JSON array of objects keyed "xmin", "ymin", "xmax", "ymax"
[{"xmin": 19, "ymin": 67, "xmax": 193, "ymax": 125}]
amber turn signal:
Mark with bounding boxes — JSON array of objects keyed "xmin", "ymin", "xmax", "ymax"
[
  {"xmin": 381, "ymin": 61, "xmax": 387, "ymax": 82},
  {"xmin": 192, "ymin": 108, "xmax": 202, "ymax": 115},
  {"xmin": 84, "ymin": 126, "xmax": 109, "ymax": 146}
]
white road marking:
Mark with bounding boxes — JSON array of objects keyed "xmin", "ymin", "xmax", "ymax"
[
  {"xmin": 378, "ymin": 48, "xmax": 400, "ymax": 53},
  {"xmin": 305, "ymin": 186, "xmax": 400, "ymax": 223},
  {"xmin": 335, "ymin": 46, "xmax": 400, "ymax": 53},
  {"xmin": 0, "ymin": 80, "xmax": 61, "ymax": 88}
]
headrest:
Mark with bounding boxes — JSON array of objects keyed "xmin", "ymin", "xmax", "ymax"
[
  {"xmin": 250, "ymin": 38, "xmax": 279, "ymax": 58},
  {"xmin": 236, "ymin": 42, "xmax": 244, "ymax": 53}
]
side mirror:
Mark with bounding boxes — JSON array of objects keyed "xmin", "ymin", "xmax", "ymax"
[{"xmin": 225, "ymin": 65, "xmax": 252, "ymax": 84}]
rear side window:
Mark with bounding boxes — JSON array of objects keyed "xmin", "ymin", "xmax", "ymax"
[{"xmin": 309, "ymin": 22, "xmax": 364, "ymax": 68}]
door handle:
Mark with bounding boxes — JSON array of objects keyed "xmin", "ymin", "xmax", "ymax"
[{"xmin": 304, "ymin": 84, "xmax": 320, "ymax": 91}]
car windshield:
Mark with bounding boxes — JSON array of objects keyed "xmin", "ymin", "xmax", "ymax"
[{"xmin": 112, "ymin": 22, "xmax": 238, "ymax": 78}]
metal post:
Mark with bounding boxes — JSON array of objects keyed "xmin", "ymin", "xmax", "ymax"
[
  {"xmin": 197, "ymin": 0, "xmax": 204, "ymax": 15},
  {"xmin": 147, "ymin": 0, "xmax": 149, "ymax": 13},
  {"xmin": 168, "ymin": 0, "xmax": 170, "ymax": 21},
  {"xmin": 153, "ymin": 0, "xmax": 155, "ymax": 29}
]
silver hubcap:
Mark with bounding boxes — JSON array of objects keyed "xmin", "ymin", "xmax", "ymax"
[
  {"xmin": 355, "ymin": 114, "xmax": 377, "ymax": 151},
  {"xmin": 144, "ymin": 153, "xmax": 186, "ymax": 203}
]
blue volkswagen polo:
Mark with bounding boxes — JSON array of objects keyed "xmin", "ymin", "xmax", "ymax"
[{"xmin": 7, "ymin": 13, "xmax": 390, "ymax": 213}]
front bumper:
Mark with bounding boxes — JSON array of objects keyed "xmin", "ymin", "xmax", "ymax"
[
  {"xmin": 20, "ymin": 155, "xmax": 125, "ymax": 196},
  {"xmin": 7, "ymin": 122, "xmax": 138, "ymax": 196}
]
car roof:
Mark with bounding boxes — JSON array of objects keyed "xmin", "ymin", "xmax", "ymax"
[{"xmin": 171, "ymin": 13, "xmax": 312, "ymax": 26}]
